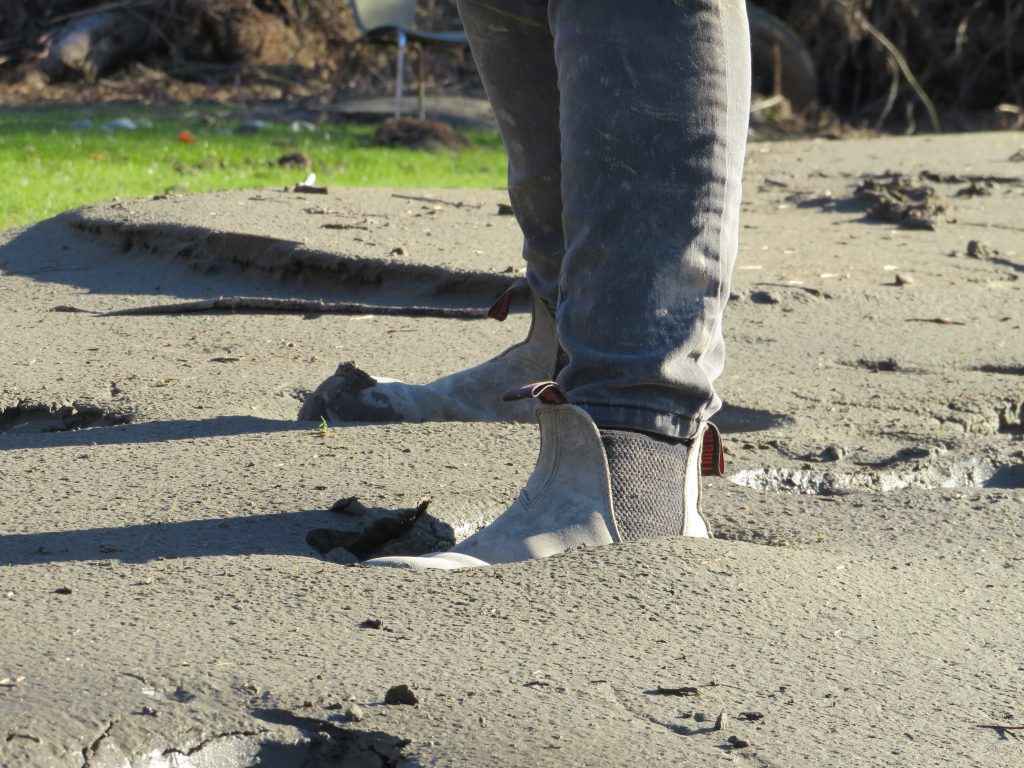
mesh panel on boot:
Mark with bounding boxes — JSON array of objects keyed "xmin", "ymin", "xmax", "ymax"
[{"xmin": 600, "ymin": 429, "xmax": 692, "ymax": 541}]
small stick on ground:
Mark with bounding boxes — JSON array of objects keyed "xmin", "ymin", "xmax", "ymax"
[
  {"xmin": 51, "ymin": 297, "xmax": 490, "ymax": 319},
  {"xmin": 653, "ymin": 686, "xmax": 702, "ymax": 697},
  {"xmin": 906, "ymin": 317, "xmax": 967, "ymax": 326},
  {"xmin": 391, "ymin": 193, "xmax": 482, "ymax": 209}
]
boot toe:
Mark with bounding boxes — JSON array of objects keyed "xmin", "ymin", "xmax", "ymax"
[{"xmin": 364, "ymin": 552, "xmax": 491, "ymax": 570}]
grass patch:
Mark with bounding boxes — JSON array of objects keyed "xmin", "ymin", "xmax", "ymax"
[{"xmin": 0, "ymin": 104, "xmax": 508, "ymax": 231}]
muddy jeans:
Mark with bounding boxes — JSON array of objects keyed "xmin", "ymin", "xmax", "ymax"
[{"xmin": 456, "ymin": 0, "xmax": 751, "ymax": 440}]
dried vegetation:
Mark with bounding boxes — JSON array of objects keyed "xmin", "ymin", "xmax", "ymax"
[
  {"xmin": 0, "ymin": 1, "xmax": 1022, "ymax": 131},
  {"xmin": 758, "ymin": 0, "xmax": 1024, "ymax": 130}
]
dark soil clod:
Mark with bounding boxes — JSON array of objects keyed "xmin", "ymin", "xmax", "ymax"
[
  {"xmin": 277, "ymin": 151, "xmax": 310, "ymax": 168},
  {"xmin": 749, "ymin": 290, "xmax": 781, "ymax": 305},
  {"xmin": 966, "ymin": 240, "xmax": 993, "ymax": 259},
  {"xmin": 384, "ymin": 684, "xmax": 418, "ymax": 706},
  {"xmin": 858, "ymin": 357, "xmax": 900, "ymax": 372},
  {"xmin": 653, "ymin": 686, "xmax": 702, "ymax": 697},
  {"xmin": 306, "ymin": 498, "xmax": 437, "ymax": 560},
  {"xmin": 854, "ymin": 173, "xmax": 948, "ymax": 230},
  {"xmin": 331, "ymin": 497, "xmax": 370, "ymax": 516},
  {"xmin": 372, "ymin": 117, "xmax": 469, "ymax": 151}
]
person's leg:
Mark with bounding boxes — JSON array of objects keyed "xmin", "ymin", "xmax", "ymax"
[
  {"xmin": 553, "ymin": 0, "xmax": 749, "ymax": 440},
  {"xmin": 551, "ymin": 0, "xmax": 750, "ymax": 543},
  {"xmin": 371, "ymin": 0, "xmax": 750, "ymax": 569},
  {"xmin": 457, "ymin": 0, "xmax": 565, "ymax": 307},
  {"xmin": 299, "ymin": 0, "xmax": 567, "ymax": 425}
]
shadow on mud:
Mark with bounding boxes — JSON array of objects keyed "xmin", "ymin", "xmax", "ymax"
[
  {"xmin": 252, "ymin": 708, "xmax": 412, "ymax": 768},
  {"xmin": 0, "ymin": 414, "xmax": 309, "ymax": 450},
  {"xmin": 0, "ymin": 400, "xmax": 133, "ymax": 436},
  {"xmin": 0, "ymin": 500, "xmax": 455, "ymax": 566},
  {"xmin": 713, "ymin": 403, "xmax": 794, "ymax": 434}
]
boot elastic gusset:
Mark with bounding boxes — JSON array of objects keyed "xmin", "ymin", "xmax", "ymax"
[{"xmin": 365, "ymin": 401, "xmax": 711, "ymax": 570}]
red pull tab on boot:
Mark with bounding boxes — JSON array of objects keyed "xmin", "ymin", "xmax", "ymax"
[
  {"xmin": 700, "ymin": 422, "xmax": 725, "ymax": 477},
  {"xmin": 487, "ymin": 277, "xmax": 530, "ymax": 321},
  {"xmin": 502, "ymin": 381, "xmax": 569, "ymax": 405}
]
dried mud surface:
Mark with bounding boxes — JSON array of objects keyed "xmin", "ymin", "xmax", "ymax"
[{"xmin": 1, "ymin": 132, "xmax": 1022, "ymax": 767}]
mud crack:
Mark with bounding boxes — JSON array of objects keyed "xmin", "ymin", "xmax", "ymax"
[
  {"xmin": 81, "ymin": 719, "xmax": 117, "ymax": 768},
  {"xmin": 161, "ymin": 729, "xmax": 267, "ymax": 760}
]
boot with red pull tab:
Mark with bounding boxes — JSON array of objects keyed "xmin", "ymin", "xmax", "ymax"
[{"xmin": 367, "ymin": 383, "xmax": 723, "ymax": 570}]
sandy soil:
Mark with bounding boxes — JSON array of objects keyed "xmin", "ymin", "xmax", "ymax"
[{"xmin": 1, "ymin": 132, "xmax": 1022, "ymax": 767}]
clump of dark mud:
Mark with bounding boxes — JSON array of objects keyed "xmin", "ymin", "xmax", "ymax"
[
  {"xmin": 306, "ymin": 497, "xmax": 455, "ymax": 562},
  {"xmin": 854, "ymin": 173, "xmax": 949, "ymax": 230},
  {"xmin": 372, "ymin": 117, "xmax": 470, "ymax": 151}
]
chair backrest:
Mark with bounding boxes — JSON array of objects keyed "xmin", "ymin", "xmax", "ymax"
[{"xmin": 350, "ymin": 0, "xmax": 418, "ymax": 33}]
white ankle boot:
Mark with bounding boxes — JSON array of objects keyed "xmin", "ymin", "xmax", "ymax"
[
  {"xmin": 367, "ymin": 383, "xmax": 717, "ymax": 570},
  {"xmin": 298, "ymin": 282, "xmax": 559, "ymax": 424}
]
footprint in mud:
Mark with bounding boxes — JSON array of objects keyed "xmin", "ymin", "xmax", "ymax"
[{"xmin": 0, "ymin": 401, "xmax": 132, "ymax": 436}]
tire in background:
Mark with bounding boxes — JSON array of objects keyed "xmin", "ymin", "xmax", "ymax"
[{"xmin": 746, "ymin": 3, "xmax": 818, "ymax": 112}]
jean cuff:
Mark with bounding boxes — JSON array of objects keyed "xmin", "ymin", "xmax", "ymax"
[{"xmin": 574, "ymin": 401, "xmax": 703, "ymax": 442}]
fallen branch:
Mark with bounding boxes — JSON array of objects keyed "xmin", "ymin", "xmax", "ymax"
[
  {"xmin": 906, "ymin": 317, "xmax": 967, "ymax": 325},
  {"xmin": 51, "ymin": 297, "xmax": 490, "ymax": 319}
]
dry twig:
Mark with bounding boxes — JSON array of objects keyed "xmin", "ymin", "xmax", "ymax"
[
  {"xmin": 392, "ymin": 193, "xmax": 481, "ymax": 209},
  {"xmin": 51, "ymin": 297, "xmax": 489, "ymax": 319}
]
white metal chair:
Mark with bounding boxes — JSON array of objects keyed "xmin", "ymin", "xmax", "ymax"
[{"xmin": 349, "ymin": 0, "xmax": 468, "ymax": 119}]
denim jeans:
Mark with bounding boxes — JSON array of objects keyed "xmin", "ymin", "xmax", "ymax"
[{"xmin": 456, "ymin": 0, "xmax": 751, "ymax": 440}]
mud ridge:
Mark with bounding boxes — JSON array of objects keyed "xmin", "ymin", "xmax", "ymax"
[
  {"xmin": 730, "ymin": 455, "xmax": 1006, "ymax": 495},
  {"xmin": 944, "ymin": 395, "xmax": 1024, "ymax": 435},
  {"xmin": 67, "ymin": 213, "xmax": 512, "ymax": 298}
]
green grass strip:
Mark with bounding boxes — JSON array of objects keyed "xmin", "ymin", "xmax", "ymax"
[{"xmin": 0, "ymin": 104, "xmax": 508, "ymax": 231}]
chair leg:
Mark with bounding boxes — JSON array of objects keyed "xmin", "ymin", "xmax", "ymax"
[
  {"xmin": 395, "ymin": 30, "xmax": 408, "ymax": 118},
  {"xmin": 417, "ymin": 43, "xmax": 426, "ymax": 119}
]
